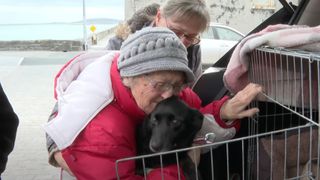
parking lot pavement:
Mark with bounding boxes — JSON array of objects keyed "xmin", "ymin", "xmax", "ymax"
[
  {"xmin": 0, "ymin": 48, "xmax": 209, "ymax": 179},
  {"xmin": 0, "ymin": 51, "xmax": 81, "ymax": 180}
]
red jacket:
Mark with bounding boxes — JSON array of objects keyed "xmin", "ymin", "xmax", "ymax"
[{"xmin": 61, "ymin": 57, "xmax": 239, "ymax": 180}]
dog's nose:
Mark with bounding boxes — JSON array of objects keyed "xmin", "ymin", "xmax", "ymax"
[{"xmin": 149, "ymin": 140, "xmax": 162, "ymax": 152}]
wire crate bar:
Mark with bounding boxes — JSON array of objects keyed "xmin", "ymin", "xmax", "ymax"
[
  {"xmin": 249, "ymin": 47, "xmax": 320, "ymax": 125},
  {"xmin": 115, "ymin": 47, "xmax": 320, "ymax": 180}
]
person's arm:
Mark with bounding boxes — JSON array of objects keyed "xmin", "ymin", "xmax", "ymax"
[
  {"xmin": 180, "ymin": 83, "xmax": 262, "ymax": 142},
  {"xmin": 106, "ymin": 36, "xmax": 123, "ymax": 50},
  {"xmin": 193, "ymin": 44, "xmax": 203, "ymax": 79},
  {"xmin": 63, "ymin": 146, "xmax": 185, "ymax": 180},
  {"xmin": 0, "ymin": 83, "xmax": 19, "ymax": 175},
  {"xmin": 219, "ymin": 83, "xmax": 262, "ymax": 121},
  {"xmin": 187, "ymin": 45, "xmax": 202, "ymax": 80},
  {"xmin": 60, "ymin": 123, "xmax": 186, "ymax": 180},
  {"xmin": 46, "ymin": 103, "xmax": 59, "ymax": 166},
  {"xmin": 183, "ymin": 83, "xmax": 262, "ymax": 126},
  {"xmin": 46, "ymin": 103, "xmax": 74, "ymax": 176}
]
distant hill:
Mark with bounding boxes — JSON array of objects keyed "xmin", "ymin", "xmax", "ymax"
[{"xmin": 73, "ymin": 18, "xmax": 122, "ymax": 24}]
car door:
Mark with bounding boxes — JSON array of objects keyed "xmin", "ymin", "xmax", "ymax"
[
  {"xmin": 200, "ymin": 25, "xmax": 221, "ymax": 65},
  {"xmin": 213, "ymin": 26, "xmax": 243, "ymax": 59},
  {"xmin": 200, "ymin": 25, "xmax": 243, "ymax": 65}
]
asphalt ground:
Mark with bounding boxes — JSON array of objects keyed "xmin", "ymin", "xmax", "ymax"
[
  {"xmin": 0, "ymin": 38, "xmax": 209, "ymax": 179},
  {"xmin": 0, "ymin": 50, "xmax": 82, "ymax": 180}
]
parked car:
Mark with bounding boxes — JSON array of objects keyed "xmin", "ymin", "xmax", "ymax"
[{"xmin": 200, "ymin": 23, "xmax": 244, "ymax": 65}]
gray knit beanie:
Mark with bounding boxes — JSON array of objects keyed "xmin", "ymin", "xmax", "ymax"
[{"xmin": 117, "ymin": 27, "xmax": 195, "ymax": 83}]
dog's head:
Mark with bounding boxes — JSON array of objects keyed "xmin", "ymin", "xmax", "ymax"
[{"xmin": 144, "ymin": 96, "xmax": 204, "ymax": 153}]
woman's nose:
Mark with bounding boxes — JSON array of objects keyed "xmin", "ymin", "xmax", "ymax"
[{"xmin": 161, "ymin": 88, "xmax": 174, "ymax": 99}]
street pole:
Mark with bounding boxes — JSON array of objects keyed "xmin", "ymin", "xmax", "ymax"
[{"xmin": 82, "ymin": 0, "xmax": 88, "ymax": 50}]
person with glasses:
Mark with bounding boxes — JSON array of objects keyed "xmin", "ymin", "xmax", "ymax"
[
  {"xmin": 153, "ymin": 0, "xmax": 210, "ymax": 80},
  {"xmin": 43, "ymin": 27, "xmax": 262, "ymax": 179},
  {"xmin": 108, "ymin": 0, "xmax": 208, "ymax": 80}
]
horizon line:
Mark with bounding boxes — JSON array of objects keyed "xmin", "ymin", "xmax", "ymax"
[{"xmin": 0, "ymin": 18, "xmax": 123, "ymax": 26}]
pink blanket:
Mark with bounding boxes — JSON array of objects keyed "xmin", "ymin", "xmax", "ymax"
[{"xmin": 223, "ymin": 24, "xmax": 320, "ymax": 94}]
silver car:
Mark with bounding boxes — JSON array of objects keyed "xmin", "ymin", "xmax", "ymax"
[{"xmin": 200, "ymin": 23, "xmax": 244, "ymax": 65}]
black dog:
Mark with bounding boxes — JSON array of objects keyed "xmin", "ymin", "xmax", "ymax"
[{"xmin": 136, "ymin": 96, "xmax": 204, "ymax": 179}]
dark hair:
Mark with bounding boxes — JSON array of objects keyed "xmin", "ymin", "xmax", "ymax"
[{"xmin": 127, "ymin": 3, "xmax": 160, "ymax": 33}]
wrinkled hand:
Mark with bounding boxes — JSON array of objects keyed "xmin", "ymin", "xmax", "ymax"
[
  {"xmin": 220, "ymin": 83, "xmax": 262, "ymax": 121},
  {"xmin": 54, "ymin": 151, "xmax": 74, "ymax": 176}
]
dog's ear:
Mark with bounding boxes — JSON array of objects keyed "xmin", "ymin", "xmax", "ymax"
[
  {"xmin": 141, "ymin": 114, "xmax": 153, "ymax": 136},
  {"xmin": 189, "ymin": 109, "xmax": 204, "ymax": 131}
]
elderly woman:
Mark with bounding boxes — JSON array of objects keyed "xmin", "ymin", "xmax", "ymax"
[
  {"xmin": 45, "ymin": 0, "xmax": 207, "ymax": 176},
  {"xmin": 44, "ymin": 27, "xmax": 261, "ymax": 179},
  {"xmin": 108, "ymin": 0, "xmax": 210, "ymax": 79}
]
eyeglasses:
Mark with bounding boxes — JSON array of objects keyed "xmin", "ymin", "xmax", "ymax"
[
  {"xmin": 145, "ymin": 75, "xmax": 187, "ymax": 94},
  {"xmin": 165, "ymin": 18, "xmax": 201, "ymax": 45}
]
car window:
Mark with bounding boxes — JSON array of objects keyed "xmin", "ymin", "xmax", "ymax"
[
  {"xmin": 215, "ymin": 27, "xmax": 243, "ymax": 41},
  {"xmin": 201, "ymin": 26, "xmax": 215, "ymax": 39}
]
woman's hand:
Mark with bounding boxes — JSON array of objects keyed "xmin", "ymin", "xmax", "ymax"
[
  {"xmin": 220, "ymin": 83, "xmax": 263, "ymax": 121},
  {"xmin": 54, "ymin": 151, "xmax": 74, "ymax": 176}
]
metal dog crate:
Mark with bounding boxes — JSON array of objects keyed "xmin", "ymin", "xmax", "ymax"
[{"xmin": 115, "ymin": 47, "xmax": 320, "ymax": 180}]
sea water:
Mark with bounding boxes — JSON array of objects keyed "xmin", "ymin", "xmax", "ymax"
[{"xmin": 0, "ymin": 23, "xmax": 117, "ymax": 41}]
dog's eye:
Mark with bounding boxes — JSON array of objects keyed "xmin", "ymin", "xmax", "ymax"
[
  {"xmin": 150, "ymin": 117, "xmax": 158, "ymax": 126},
  {"xmin": 171, "ymin": 119, "xmax": 181, "ymax": 126}
]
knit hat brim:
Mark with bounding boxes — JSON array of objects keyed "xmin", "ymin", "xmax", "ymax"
[
  {"xmin": 118, "ymin": 27, "xmax": 195, "ymax": 84},
  {"xmin": 120, "ymin": 57, "xmax": 195, "ymax": 84}
]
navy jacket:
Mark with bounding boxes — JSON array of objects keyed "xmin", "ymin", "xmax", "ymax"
[{"xmin": 0, "ymin": 83, "xmax": 19, "ymax": 175}]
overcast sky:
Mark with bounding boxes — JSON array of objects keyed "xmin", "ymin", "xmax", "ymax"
[{"xmin": 0, "ymin": 0, "xmax": 124, "ymax": 24}]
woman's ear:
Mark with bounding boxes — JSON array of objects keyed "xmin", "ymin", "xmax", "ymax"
[
  {"xmin": 122, "ymin": 77, "xmax": 133, "ymax": 88},
  {"xmin": 155, "ymin": 9, "xmax": 162, "ymax": 26}
]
